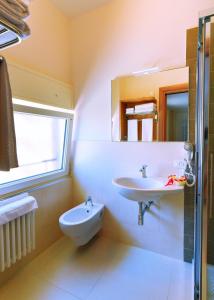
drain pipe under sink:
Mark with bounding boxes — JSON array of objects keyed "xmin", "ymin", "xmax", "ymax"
[{"xmin": 138, "ymin": 201, "xmax": 154, "ymax": 225}]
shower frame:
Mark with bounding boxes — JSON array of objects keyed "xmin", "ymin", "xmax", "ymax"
[{"xmin": 194, "ymin": 8, "xmax": 214, "ymax": 300}]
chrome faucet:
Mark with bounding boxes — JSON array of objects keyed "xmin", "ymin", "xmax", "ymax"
[
  {"xmin": 139, "ymin": 165, "xmax": 148, "ymax": 178},
  {"xmin": 85, "ymin": 196, "xmax": 93, "ymax": 207}
]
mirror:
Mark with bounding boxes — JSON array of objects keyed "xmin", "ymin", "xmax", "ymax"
[{"xmin": 112, "ymin": 67, "xmax": 189, "ymax": 142}]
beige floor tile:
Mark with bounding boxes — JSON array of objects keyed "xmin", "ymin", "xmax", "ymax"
[
  {"xmin": 0, "ymin": 272, "xmax": 79, "ymax": 300},
  {"xmin": 168, "ymin": 260, "xmax": 193, "ymax": 300},
  {"xmin": 35, "ymin": 236, "xmax": 128, "ymax": 299},
  {"xmin": 86, "ymin": 246, "xmax": 174, "ymax": 300},
  {"xmin": 0, "ymin": 236, "xmax": 193, "ymax": 300}
]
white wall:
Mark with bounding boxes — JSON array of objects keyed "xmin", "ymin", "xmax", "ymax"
[
  {"xmin": 1, "ymin": 0, "xmax": 72, "ymax": 84},
  {"xmin": 70, "ymin": 0, "xmax": 214, "ymax": 259},
  {"xmin": 8, "ymin": 62, "xmax": 73, "ymax": 109},
  {"xmin": 73, "ymin": 141, "xmax": 185, "ymax": 258}
]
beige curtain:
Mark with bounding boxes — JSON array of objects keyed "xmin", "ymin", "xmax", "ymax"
[{"xmin": 0, "ymin": 57, "xmax": 18, "ymax": 171}]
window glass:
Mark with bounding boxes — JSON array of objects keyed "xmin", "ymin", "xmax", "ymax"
[{"xmin": 0, "ymin": 112, "xmax": 68, "ymax": 185}]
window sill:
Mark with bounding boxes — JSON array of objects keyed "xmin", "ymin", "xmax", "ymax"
[{"xmin": 0, "ymin": 172, "xmax": 72, "ymax": 200}]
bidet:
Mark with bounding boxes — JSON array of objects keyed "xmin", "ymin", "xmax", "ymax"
[{"xmin": 59, "ymin": 201, "xmax": 104, "ymax": 246}]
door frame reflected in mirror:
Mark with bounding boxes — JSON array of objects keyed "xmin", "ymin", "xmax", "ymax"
[{"xmin": 159, "ymin": 83, "xmax": 189, "ymax": 141}]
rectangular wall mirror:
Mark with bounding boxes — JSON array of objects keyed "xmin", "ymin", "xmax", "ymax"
[{"xmin": 111, "ymin": 67, "xmax": 189, "ymax": 142}]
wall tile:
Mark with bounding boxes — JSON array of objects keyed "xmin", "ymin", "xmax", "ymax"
[
  {"xmin": 72, "ymin": 140, "xmax": 185, "ymax": 260},
  {"xmin": 0, "ymin": 178, "xmax": 73, "ymax": 286},
  {"xmin": 185, "ymin": 28, "xmax": 197, "ymax": 262},
  {"xmin": 186, "ymin": 28, "xmax": 198, "ymax": 60}
]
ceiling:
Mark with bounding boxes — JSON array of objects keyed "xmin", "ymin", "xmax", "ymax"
[{"xmin": 50, "ymin": 0, "xmax": 111, "ymax": 18}]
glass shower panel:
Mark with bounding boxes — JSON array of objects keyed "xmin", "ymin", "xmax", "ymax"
[
  {"xmin": 207, "ymin": 16, "xmax": 214, "ymax": 300},
  {"xmin": 194, "ymin": 13, "xmax": 214, "ymax": 300}
]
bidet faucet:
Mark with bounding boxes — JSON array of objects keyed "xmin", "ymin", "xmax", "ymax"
[
  {"xmin": 139, "ymin": 165, "xmax": 148, "ymax": 178},
  {"xmin": 85, "ymin": 196, "xmax": 93, "ymax": 207}
]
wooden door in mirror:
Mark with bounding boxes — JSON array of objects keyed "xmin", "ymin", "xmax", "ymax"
[{"xmin": 158, "ymin": 83, "xmax": 189, "ymax": 141}]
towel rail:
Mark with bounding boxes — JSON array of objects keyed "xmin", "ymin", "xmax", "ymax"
[{"xmin": 0, "ymin": 27, "xmax": 8, "ymax": 35}]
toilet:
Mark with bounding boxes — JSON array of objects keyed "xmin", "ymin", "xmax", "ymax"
[{"xmin": 59, "ymin": 202, "xmax": 104, "ymax": 246}]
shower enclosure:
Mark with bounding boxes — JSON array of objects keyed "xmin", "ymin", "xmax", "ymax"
[{"xmin": 194, "ymin": 8, "xmax": 214, "ymax": 300}]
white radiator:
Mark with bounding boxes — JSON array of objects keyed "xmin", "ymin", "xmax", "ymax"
[{"xmin": 0, "ymin": 194, "xmax": 38, "ymax": 272}]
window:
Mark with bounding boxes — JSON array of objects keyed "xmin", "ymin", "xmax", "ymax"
[{"xmin": 0, "ymin": 99, "xmax": 73, "ymax": 195}]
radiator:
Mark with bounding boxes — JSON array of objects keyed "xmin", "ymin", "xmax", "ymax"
[{"xmin": 0, "ymin": 211, "xmax": 36, "ymax": 272}]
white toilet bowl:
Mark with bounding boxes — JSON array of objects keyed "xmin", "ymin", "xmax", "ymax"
[{"xmin": 59, "ymin": 202, "xmax": 104, "ymax": 246}]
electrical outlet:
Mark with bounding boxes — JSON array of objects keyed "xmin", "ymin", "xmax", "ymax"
[
  {"xmin": 178, "ymin": 160, "xmax": 187, "ymax": 169},
  {"xmin": 173, "ymin": 160, "xmax": 187, "ymax": 169}
]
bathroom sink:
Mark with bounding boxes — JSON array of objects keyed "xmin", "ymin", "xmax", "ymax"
[{"xmin": 112, "ymin": 177, "xmax": 183, "ymax": 202}]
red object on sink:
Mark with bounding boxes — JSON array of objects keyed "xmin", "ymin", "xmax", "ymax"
[{"xmin": 165, "ymin": 175, "xmax": 176, "ymax": 186}]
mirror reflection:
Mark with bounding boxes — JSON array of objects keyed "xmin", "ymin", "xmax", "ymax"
[{"xmin": 111, "ymin": 67, "xmax": 189, "ymax": 142}]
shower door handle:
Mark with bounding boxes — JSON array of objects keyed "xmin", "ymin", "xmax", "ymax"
[{"xmin": 209, "ymin": 153, "xmax": 214, "ymax": 219}]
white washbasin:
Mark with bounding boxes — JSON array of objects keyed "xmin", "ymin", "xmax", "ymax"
[{"xmin": 112, "ymin": 177, "xmax": 183, "ymax": 202}]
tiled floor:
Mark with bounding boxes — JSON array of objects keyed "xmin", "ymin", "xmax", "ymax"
[{"xmin": 0, "ymin": 236, "xmax": 192, "ymax": 300}]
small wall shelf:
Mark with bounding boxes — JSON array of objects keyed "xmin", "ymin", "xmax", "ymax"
[{"xmin": 120, "ymin": 97, "xmax": 158, "ymax": 141}]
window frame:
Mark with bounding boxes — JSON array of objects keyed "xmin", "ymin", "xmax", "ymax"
[{"xmin": 0, "ymin": 101, "xmax": 73, "ymax": 196}]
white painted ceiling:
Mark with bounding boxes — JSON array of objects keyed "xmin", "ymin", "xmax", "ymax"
[{"xmin": 50, "ymin": 0, "xmax": 111, "ymax": 17}]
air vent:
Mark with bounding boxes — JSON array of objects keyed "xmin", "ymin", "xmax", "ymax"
[{"xmin": 0, "ymin": 18, "xmax": 22, "ymax": 50}]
